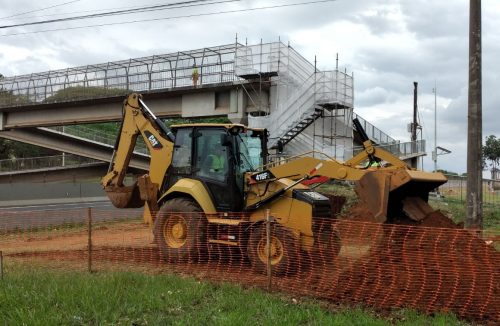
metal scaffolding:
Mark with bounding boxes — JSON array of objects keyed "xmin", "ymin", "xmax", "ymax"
[{"xmin": 0, "ymin": 43, "xmax": 241, "ymax": 107}]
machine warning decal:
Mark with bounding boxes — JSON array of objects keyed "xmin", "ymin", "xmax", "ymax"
[
  {"xmin": 251, "ymin": 170, "xmax": 275, "ymax": 182},
  {"xmin": 144, "ymin": 131, "xmax": 163, "ymax": 149}
]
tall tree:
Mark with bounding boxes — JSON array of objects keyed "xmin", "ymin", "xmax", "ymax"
[{"xmin": 483, "ymin": 135, "xmax": 500, "ymax": 176}]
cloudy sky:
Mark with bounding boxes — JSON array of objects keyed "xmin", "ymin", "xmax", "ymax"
[{"xmin": 1, "ymin": 0, "xmax": 498, "ymax": 174}]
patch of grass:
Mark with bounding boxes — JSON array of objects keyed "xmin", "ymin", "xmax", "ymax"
[
  {"xmin": 77, "ymin": 121, "xmax": 121, "ymax": 134},
  {"xmin": 0, "ymin": 90, "xmax": 31, "ymax": 106},
  {"xmin": 317, "ymin": 181, "xmax": 356, "ymax": 200},
  {"xmin": 0, "ymin": 267, "xmax": 467, "ymax": 326},
  {"xmin": 317, "ymin": 181, "xmax": 359, "ymax": 215},
  {"xmin": 429, "ymin": 198, "xmax": 466, "ymax": 224},
  {"xmin": 429, "ymin": 197, "xmax": 500, "ymax": 230}
]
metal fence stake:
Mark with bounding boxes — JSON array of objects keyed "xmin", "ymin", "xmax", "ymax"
[
  {"xmin": 265, "ymin": 209, "xmax": 272, "ymax": 291},
  {"xmin": 87, "ymin": 207, "xmax": 93, "ymax": 273},
  {"xmin": 0, "ymin": 251, "xmax": 3, "ymax": 280}
]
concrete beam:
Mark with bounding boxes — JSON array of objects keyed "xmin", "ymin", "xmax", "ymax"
[
  {"xmin": 1, "ymin": 96, "xmax": 181, "ymax": 129},
  {"xmin": 0, "ymin": 85, "xmax": 254, "ymax": 129},
  {"xmin": 0, "ymin": 163, "xmax": 107, "ymax": 183},
  {"xmin": 0, "ymin": 128, "xmax": 149, "ymax": 170}
]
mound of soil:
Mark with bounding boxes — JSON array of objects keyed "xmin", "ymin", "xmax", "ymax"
[
  {"xmin": 341, "ymin": 202, "xmax": 376, "ymax": 222},
  {"xmin": 312, "ymin": 198, "xmax": 498, "ymax": 322},
  {"xmin": 335, "ymin": 224, "xmax": 499, "ymax": 322},
  {"xmin": 341, "ymin": 201, "xmax": 461, "ymax": 229},
  {"xmin": 418, "ymin": 210, "xmax": 462, "ymax": 228}
]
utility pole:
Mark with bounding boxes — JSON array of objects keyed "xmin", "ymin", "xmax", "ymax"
[
  {"xmin": 412, "ymin": 82, "xmax": 418, "ymax": 142},
  {"xmin": 466, "ymin": 0, "xmax": 482, "ymax": 229},
  {"xmin": 411, "ymin": 82, "xmax": 419, "ymax": 168}
]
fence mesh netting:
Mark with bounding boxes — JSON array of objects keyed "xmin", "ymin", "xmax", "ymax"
[{"xmin": 0, "ymin": 209, "xmax": 498, "ymax": 322}]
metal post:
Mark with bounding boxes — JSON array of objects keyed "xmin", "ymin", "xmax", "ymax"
[
  {"xmin": 0, "ymin": 251, "xmax": 3, "ymax": 280},
  {"xmin": 87, "ymin": 207, "xmax": 93, "ymax": 273},
  {"xmin": 259, "ymin": 39, "xmax": 263, "ymax": 113},
  {"xmin": 420, "ymin": 133, "xmax": 424, "ymax": 170},
  {"xmin": 275, "ymin": 40, "xmax": 281, "ymax": 114},
  {"xmin": 433, "ymin": 84, "xmax": 438, "ymax": 172},
  {"xmin": 265, "ymin": 209, "xmax": 272, "ymax": 291},
  {"xmin": 460, "ymin": 176, "xmax": 464, "ymax": 203},
  {"xmin": 313, "ymin": 113, "xmax": 316, "ymax": 157},
  {"xmin": 466, "ymin": 0, "xmax": 483, "ymax": 229},
  {"xmin": 313, "ymin": 56, "xmax": 317, "ymax": 157}
]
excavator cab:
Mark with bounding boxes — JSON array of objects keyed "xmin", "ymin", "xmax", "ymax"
[{"xmin": 163, "ymin": 124, "xmax": 267, "ymax": 212}]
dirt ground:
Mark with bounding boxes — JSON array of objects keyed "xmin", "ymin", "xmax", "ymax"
[{"xmin": 1, "ymin": 221, "xmax": 152, "ymax": 254}]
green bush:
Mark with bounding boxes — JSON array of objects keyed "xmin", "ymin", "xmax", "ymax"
[{"xmin": 44, "ymin": 86, "xmax": 128, "ymax": 103}]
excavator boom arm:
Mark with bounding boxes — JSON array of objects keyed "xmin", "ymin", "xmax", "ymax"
[
  {"xmin": 101, "ymin": 93, "xmax": 174, "ymax": 216},
  {"xmin": 266, "ymin": 156, "xmax": 365, "ymax": 181},
  {"xmin": 249, "ymin": 147, "xmax": 446, "ymax": 223}
]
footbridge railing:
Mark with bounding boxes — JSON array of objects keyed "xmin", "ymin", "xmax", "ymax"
[
  {"xmin": 0, "ymin": 154, "xmax": 99, "ymax": 172},
  {"xmin": 0, "ymin": 43, "xmax": 241, "ymax": 108}
]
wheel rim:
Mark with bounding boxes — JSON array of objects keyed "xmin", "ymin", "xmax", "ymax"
[
  {"xmin": 163, "ymin": 214, "xmax": 188, "ymax": 248},
  {"xmin": 257, "ymin": 236, "xmax": 284, "ymax": 266}
]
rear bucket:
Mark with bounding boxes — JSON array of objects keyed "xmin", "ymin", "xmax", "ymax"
[{"xmin": 104, "ymin": 183, "xmax": 144, "ymax": 208}]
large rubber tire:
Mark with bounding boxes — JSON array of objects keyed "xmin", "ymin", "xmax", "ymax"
[
  {"xmin": 314, "ymin": 226, "xmax": 341, "ymax": 266},
  {"xmin": 153, "ymin": 198, "xmax": 206, "ymax": 262},
  {"xmin": 314, "ymin": 220, "xmax": 341, "ymax": 262},
  {"xmin": 247, "ymin": 224, "xmax": 298, "ymax": 276}
]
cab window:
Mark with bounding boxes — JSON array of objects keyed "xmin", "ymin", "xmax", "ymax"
[
  {"xmin": 195, "ymin": 128, "xmax": 229, "ymax": 182},
  {"xmin": 237, "ymin": 131, "xmax": 263, "ymax": 172},
  {"xmin": 171, "ymin": 128, "xmax": 192, "ymax": 174}
]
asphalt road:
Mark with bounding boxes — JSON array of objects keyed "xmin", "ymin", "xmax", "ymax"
[
  {"xmin": 0, "ymin": 199, "xmax": 143, "ymax": 231},
  {"xmin": 0, "ymin": 200, "xmax": 116, "ymax": 212}
]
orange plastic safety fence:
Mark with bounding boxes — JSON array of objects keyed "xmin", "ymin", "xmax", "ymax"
[{"xmin": 0, "ymin": 209, "xmax": 498, "ymax": 323}]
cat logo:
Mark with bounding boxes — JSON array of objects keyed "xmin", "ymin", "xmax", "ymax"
[{"xmin": 144, "ymin": 131, "xmax": 163, "ymax": 150}]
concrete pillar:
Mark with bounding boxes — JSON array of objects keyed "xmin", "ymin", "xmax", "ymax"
[
  {"xmin": 0, "ymin": 112, "xmax": 5, "ymax": 131},
  {"xmin": 228, "ymin": 88, "xmax": 248, "ymax": 125}
]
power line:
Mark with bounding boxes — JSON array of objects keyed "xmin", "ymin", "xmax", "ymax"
[
  {"xmin": 1, "ymin": 0, "xmax": 337, "ymax": 37},
  {"xmin": 3, "ymin": 2, "xmax": 176, "ymax": 21},
  {"xmin": 0, "ymin": 0, "xmax": 81, "ymax": 20},
  {"xmin": 0, "ymin": 0, "xmax": 231, "ymax": 29}
]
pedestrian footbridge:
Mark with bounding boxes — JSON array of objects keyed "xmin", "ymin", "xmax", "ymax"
[{"xmin": 0, "ymin": 41, "xmax": 426, "ymax": 181}]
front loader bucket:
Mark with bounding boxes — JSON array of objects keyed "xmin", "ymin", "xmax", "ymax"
[
  {"xmin": 355, "ymin": 169, "xmax": 447, "ymax": 223},
  {"xmin": 104, "ymin": 183, "xmax": 144, "ymax": 208},
  {"xmin": 354, "ymin": 171, "xmax": 391, "ymax": 223}
]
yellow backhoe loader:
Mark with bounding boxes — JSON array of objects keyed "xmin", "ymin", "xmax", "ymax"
[{"xmin": 102, "ymin": 93, "xmax": 447, "ymax": 274}]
